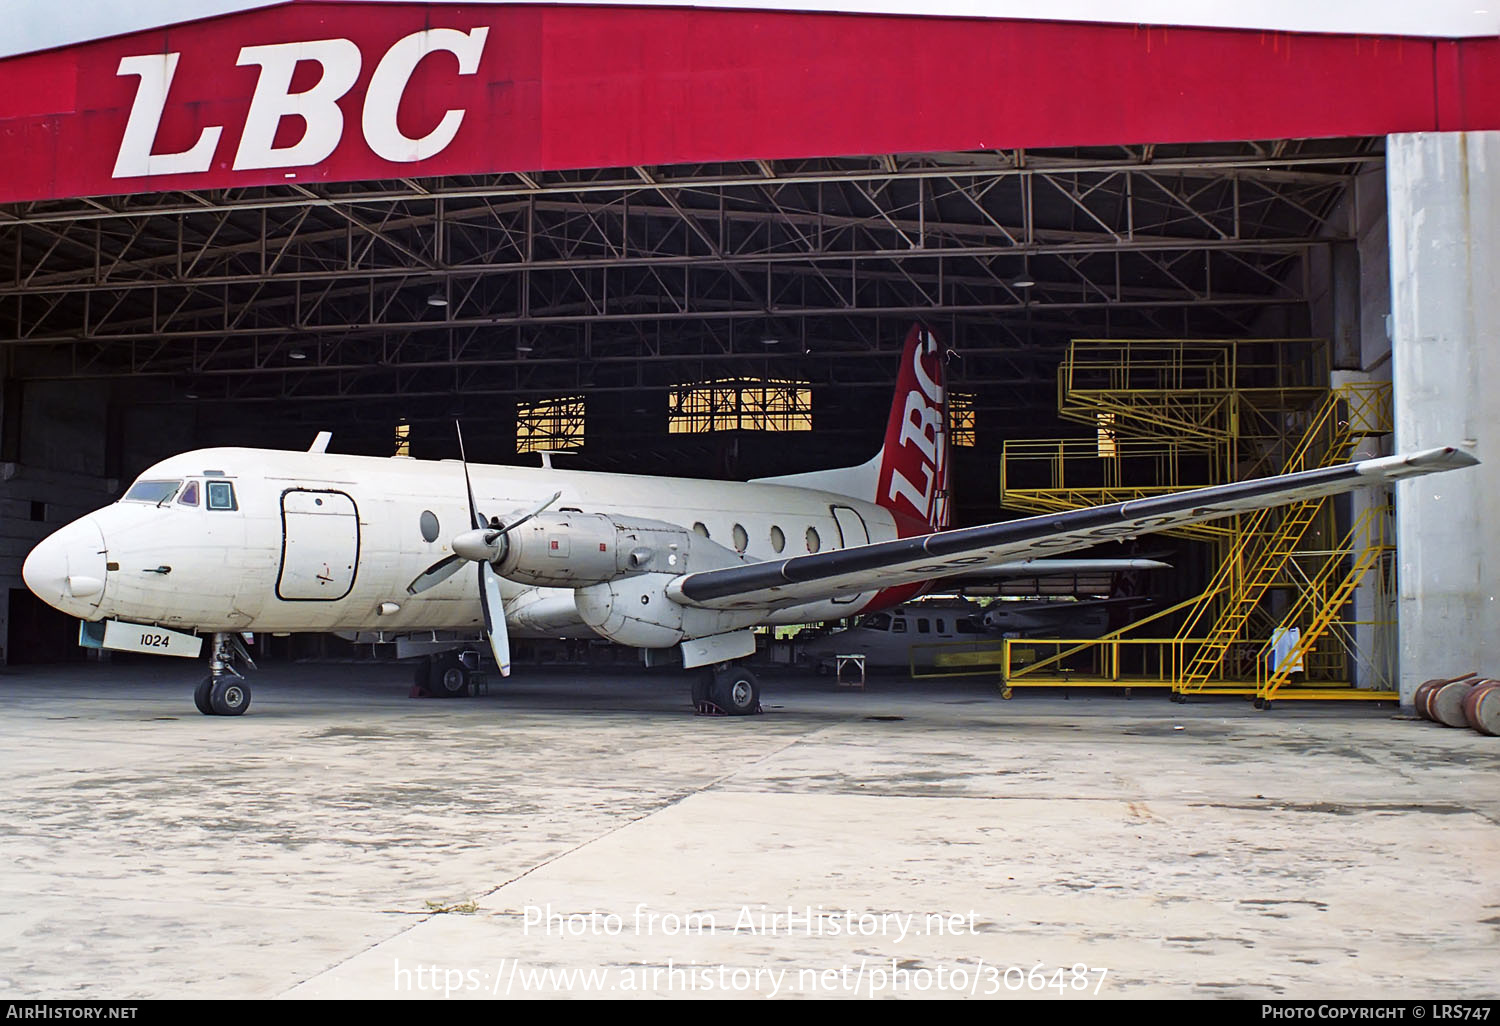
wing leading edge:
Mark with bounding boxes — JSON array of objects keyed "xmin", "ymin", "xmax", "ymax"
[{"xmin": 666, "ymin": 446, "xmax": 1478, "ymax": 611}]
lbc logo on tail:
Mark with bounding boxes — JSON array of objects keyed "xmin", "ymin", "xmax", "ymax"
[{"xmin": 877, "ymin": 324, "xmax": 950, "ymax": 535}]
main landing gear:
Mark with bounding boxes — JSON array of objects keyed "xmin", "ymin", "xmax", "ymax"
[
  {"xmin": 692, "ymin": 664, "xmax": 762, "ymax": 716},
  {"xmin": 415, "ymin": 650, "xmax": 484, "ymax": 698},
  {"xmin": 194, "ymin": 632, "xmax": 256, "ymax": 716}
]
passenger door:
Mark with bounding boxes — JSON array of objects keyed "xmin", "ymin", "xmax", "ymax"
[{"xmin": 277, "ymin": 489, "xmax": 359, "ymax": 601}]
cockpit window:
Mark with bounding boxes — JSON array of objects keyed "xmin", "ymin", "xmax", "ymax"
[
  {"xmin": 124, "ymin": 480, "xmax": 181, "ymax": 504},
  {"xmin": 205, "ymin": 481, "xmax": 238, "ymax": 511},
  {"xmin": 178, "ymin": 481, "xmax": 200, "ymax": 507},
  {"xmin": 862, "ymin": 613, "xmax": 892, "ymax": 632}
]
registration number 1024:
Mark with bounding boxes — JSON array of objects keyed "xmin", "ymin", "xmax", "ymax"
[{"xmin": 138, "ymin": 632, "xmax": 174, "ymax": 649}]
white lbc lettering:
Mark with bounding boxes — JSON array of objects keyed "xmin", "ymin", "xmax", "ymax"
[
  {"xmin": 912, "ymin": 342, "xmax": 944, "ymax": 403},
  {"xmin": 886, "ymin": 462, "xmax": 933, "ymax": 519},
  {"xmin": 897, "ymin": 390, "xmax": 941, "ymax": 464},
  {"xmin": 111, "ymin": 28, "xmax": 491, "ymax": 179},
  {"xmin": 362, "ymin": 27, "xmax": 489, "ymax": 163},
  {"xmin": 113, "ymin": 53, "xmax": 224, "ymax": 177},
  {"xmin": 234, "ymin": 38, "xmax": 362, "ymax": 171}
]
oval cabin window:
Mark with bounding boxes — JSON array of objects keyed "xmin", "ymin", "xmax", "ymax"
[
  {"xmin": 769, "ymin": 525, "xmax": 786, "ymax": 553},
  {"xmin": 732, "ymin": 524, "xmax": 749, "ymax": 553},
  {"xmin": 806, "ymin": 526, "xmax": 821, "ymax": 553}
]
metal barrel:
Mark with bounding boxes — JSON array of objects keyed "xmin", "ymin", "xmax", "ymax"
[
  {"xmin": 1414, "ymin": 681, "xmax": 1441, "ymax": 720},
  {"xmin": 1431, "ymin": 679, "xmax": 1479, "ymax": 728},
  {"xmin": 1416, "ymin": 672, "xmax": 1478, "ymax": 721},
  {"xmin": 1462, "ymin": 680, "xmax": 1500, "ymax": 736}
]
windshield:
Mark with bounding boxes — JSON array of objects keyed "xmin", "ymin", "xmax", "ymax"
[{"xmin": 123, "ymin": 479, "xmax": 181, "ymax": 504}]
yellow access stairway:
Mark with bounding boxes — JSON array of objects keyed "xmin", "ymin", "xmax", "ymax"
[
  {"xmin": 1174, "ymin": 382, "xmax": 1391, "ymax": 693},
  {"xmin": 1256, "ymin": 506, "xmax": 1395, "ymax": 702}
]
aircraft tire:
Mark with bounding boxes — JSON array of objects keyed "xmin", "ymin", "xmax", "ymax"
[
  {"xmin": 430, "ymin": 653, "xmax": 469, "ymax": 698},
  {"xmin": 194, "ymin": 677, "xmax": 216, "ymax": 716},
  {"xmin": 711, "ymin": 667, "xmax": 761, "ymax": 716},
  {"xmin": 210, "ymin": 678, "xmax": 251, "ymax": 716}
]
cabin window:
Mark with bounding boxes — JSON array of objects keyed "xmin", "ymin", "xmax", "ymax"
[
  {"xmin": 863, "ymin": 613, "xmax": 891, "ymax": 632},
  {"xmin": 769, "ymin": 525, "xmax": 785, "ymax": 553},
  {"xmin": 891, "ymin": 619, "xmax": 907, "ymax": 633},
  {"xmin": 124, "ymin": 479, "xmax": 181, "ymax": 504},
  {"xmin": 693, "ymin": 522, "xmax": 710, "ymax": 538},
  {"xmin": 177, "ymin": 481, "xmax": 200, "ymax": 506},
  {"xmin": 936, "ymin": 618, "xmax": 946, "ymax": 633},
  {"xmin": 206, "ymin": 481, "xmax": 238, "ymax": 511},
  {"xmin": 917, "ymin": 618, "xmax": 931, "ymax": 633},
  {"xmin": 805, "ymin": 526, "xmax": 821, "ymax": 553},
  {"xmin": 420, "ymin": 510, "xmax": 440, "ymax": 543},
  {"xmin": 731, "ymin": 524, "xmax": 749, "ymax": 553}
]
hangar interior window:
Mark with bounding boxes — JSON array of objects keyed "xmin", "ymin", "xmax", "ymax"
[
  {"xmin": 394, "ymin": 419, "xmax": 410, "ymax": 457},
  {"xmin": 950, "ymin": 392, "xmax": 977, "ymax": 448},
  {"xmin": 667, "ymin": 379, "xmax": 812, "ymax": 433},
  {"xmin": 516, "ymin": 396, "xmax": 586, "ymax": 454},
  {"xmin": 1097, "ymin": 411, "xmax": 1117, "ymax": 458}
]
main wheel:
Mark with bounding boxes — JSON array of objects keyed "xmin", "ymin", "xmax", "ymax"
[
  {"xmin": 710, "ymin": 667, "xmax": 761, "ymax": 716},
  {"xmin": 210, "ymin": 678, "xmax": 251, "ymax": 716},
  {"xmin": 194, "ymin": 676, "xmax": 215, "ymax": 716},
  {"xmin": 429, "ymin": 653, "xmax": 469, "ymax": 698}
]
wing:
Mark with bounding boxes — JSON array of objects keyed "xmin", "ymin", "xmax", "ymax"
[{"xmin": 667, "ymin": 446, "xmax": 1477, "ymax": 611}]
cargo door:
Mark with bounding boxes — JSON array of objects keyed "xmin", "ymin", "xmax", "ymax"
[
  {"xmin": 277, "ymin": 489, "xmax": 359, "ymax": 601},
  {"xmin": 830, "ymin": 505, "xmax": 870, "ymax": 605}
]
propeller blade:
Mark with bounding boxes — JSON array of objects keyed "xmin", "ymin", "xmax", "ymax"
[
  {"xmin": 454, "ymin": 421, "xmax": 485, "ymax": 532},
  {"xmin": 406, "ymin": 553, "xmax": 464, "ymax": 596},
  {"xmin": 478, "ymin": 562, "xmax": 512, "ymax": 677},
  {"xmin": 495, "ymin": 490, "xmax": 563, "ymax": 537}
]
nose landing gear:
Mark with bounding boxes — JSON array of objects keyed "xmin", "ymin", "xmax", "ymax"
[{"xmin": 195, "ymin": 633, "xmax": 256, "ymax": 716}]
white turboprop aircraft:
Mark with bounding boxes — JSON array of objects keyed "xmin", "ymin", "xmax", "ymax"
[{"xmin": 21, "ymin": 325, "xmax": 1478, "ymax": 717}]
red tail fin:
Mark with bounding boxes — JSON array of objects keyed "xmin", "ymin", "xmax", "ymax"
[{"xmin": 876, "ymin": 323, "xmax": 950, "ymax": 533}]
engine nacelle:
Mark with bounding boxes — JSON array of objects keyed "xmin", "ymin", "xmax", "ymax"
[
  {"xmin": 492, "ymin": 511, "xmax": 736, "ymax": 588},
  {"xmin": 574, "ymin": 571, "xmax": 766, "ymax": 649}
]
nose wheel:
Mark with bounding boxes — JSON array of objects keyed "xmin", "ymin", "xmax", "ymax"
[{"xmin": 195, "ymin": 633, "xmax": 255, "ymax": 716}]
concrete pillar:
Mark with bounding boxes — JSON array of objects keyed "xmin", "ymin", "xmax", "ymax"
[{"xmin": 1387, "ymin": 132, "xmax": 1500, "ymax": 703}]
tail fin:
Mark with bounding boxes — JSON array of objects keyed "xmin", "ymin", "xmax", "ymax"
[
  {"xmin": 750, "ymin": 323, "xmax": 950, "ymax": 533},
  {"xmin": 876, "ymin": 323, "xmax": 950, "ymax": 532}
]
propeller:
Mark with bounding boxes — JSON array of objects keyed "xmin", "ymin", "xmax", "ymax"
[{"xmin": 402, "ymin": 424, "xmax": 563, "ymax": 679}]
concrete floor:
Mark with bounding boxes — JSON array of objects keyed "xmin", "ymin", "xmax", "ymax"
[{"xmin": 0, "ymin": 659, "xmax": 1495, "ymax": 1000}]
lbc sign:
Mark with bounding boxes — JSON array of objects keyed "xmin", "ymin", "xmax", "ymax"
[{"xmin": 112, "ymin": 27, "xmax": 490, "ymax": 178}]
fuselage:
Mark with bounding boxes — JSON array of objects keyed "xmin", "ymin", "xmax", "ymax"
[{"xmin": 22, "ymin": 446, "xmax": 907, "ymax": 641}]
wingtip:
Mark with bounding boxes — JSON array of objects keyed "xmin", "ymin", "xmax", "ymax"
[
  {"xmin": 1405, "ymin": 445, "xmax": 1481, "ymax": 470},
  {"xmin": 1357, "ymin": 445, "xmax": 1481, "ymax": 480}
]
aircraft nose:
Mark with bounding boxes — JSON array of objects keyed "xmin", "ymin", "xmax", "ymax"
[{"xmin": 22, "ymin": 516, "xmax": 108, "ymax": 615}]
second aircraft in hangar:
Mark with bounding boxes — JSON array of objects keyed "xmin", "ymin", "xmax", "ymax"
[{"xmin": 20, "ymin": 325, "xmax": 1480, "ymax": 716}]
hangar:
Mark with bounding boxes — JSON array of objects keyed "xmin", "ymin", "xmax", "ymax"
[
  {"xmin": 0, "ymin": 0, "xmax": 1496, "ymax": 703},
  {"xmin": 2, "ymin": 1, "xmax": 1499, "ymax": 1004}
]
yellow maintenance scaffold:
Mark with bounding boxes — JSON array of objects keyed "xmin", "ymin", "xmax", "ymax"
[{"xmin": 921, "ymin": 338, "xmax": 1398, "ymax": 704}]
